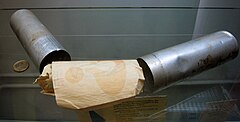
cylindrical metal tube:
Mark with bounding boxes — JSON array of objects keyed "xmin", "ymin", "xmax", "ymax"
[
  {"xmin": 10, "ymin": 9, "xmax": 71, "ymax": 73},
  {"xmin": 137, "ymin": 31, "xmax": 239, "ymax": 92}
]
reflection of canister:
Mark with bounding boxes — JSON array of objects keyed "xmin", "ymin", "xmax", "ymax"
[
  {"xmin": 137, "ymin": 31, "xmax": 239, "ymax": 92},
  {"xmin": 10, "ymin": 9, "xmax": 71, "ymax": 73}
]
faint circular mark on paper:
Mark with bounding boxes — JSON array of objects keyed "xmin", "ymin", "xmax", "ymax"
[
  {"xmin": 65, "ymin": 67, "xmax": 84, "ymax": 83},
  {"xmin": 93, "ymin": 60, "xmax": 126, "ymax": 96},
  {"xmin": 13, "ymin": 60, "xmax": 29, "ymax": 73}
]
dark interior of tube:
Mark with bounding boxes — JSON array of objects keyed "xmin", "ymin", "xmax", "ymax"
[
  {"xmin": 39, "ymin": 50, "xmax": 71, "ymax": 73},
  {"xmin": 137, "ymin": 58, "xmax": 155, "ymax": 93}
]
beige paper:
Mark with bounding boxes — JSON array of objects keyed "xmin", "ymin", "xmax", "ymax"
[
  {"xmin": 34, "ymin": 64, "xmax": 54, "ymax": 95},
  {"xmin": 49, "ymin": 60, "xmax": 144, "ymax": 110}
]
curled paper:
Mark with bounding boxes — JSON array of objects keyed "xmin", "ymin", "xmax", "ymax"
[
  {"xmin": 34, "ymin": 64, "xmax": 54, "ymax": 95},
  {"xmin": 35, "ymin": 60, "xmax": 145, "ymax": 110}
]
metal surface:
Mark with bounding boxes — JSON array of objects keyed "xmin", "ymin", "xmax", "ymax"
[
  {"xmin": 138, "ymin": 31, "xmax": 239, "ymax": 92},
  {"xmin": 10, "ymin": 9, "xmax": 71, "ymax": 73}
]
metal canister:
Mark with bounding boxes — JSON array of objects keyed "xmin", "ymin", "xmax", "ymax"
[
  {"xmin": 137, "ymin": 31, "xmax": 239, "ymax": 92},
  {"xmin": 10, "ymin": 9, "xmax": 71, "ymax": 73}
]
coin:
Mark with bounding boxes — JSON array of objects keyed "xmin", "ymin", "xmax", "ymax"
[{"xmin": 13, "ymin": 60, "xmax": 29, "ymax": 72}]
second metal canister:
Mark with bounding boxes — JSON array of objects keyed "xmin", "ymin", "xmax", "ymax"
[
  {"xmin": 137, "ymin": 31, "xmax": 239, "ymax": 92},
  {"xmin": 10, "ymin": 9, "xmax": 71, "ymax": 73}
]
